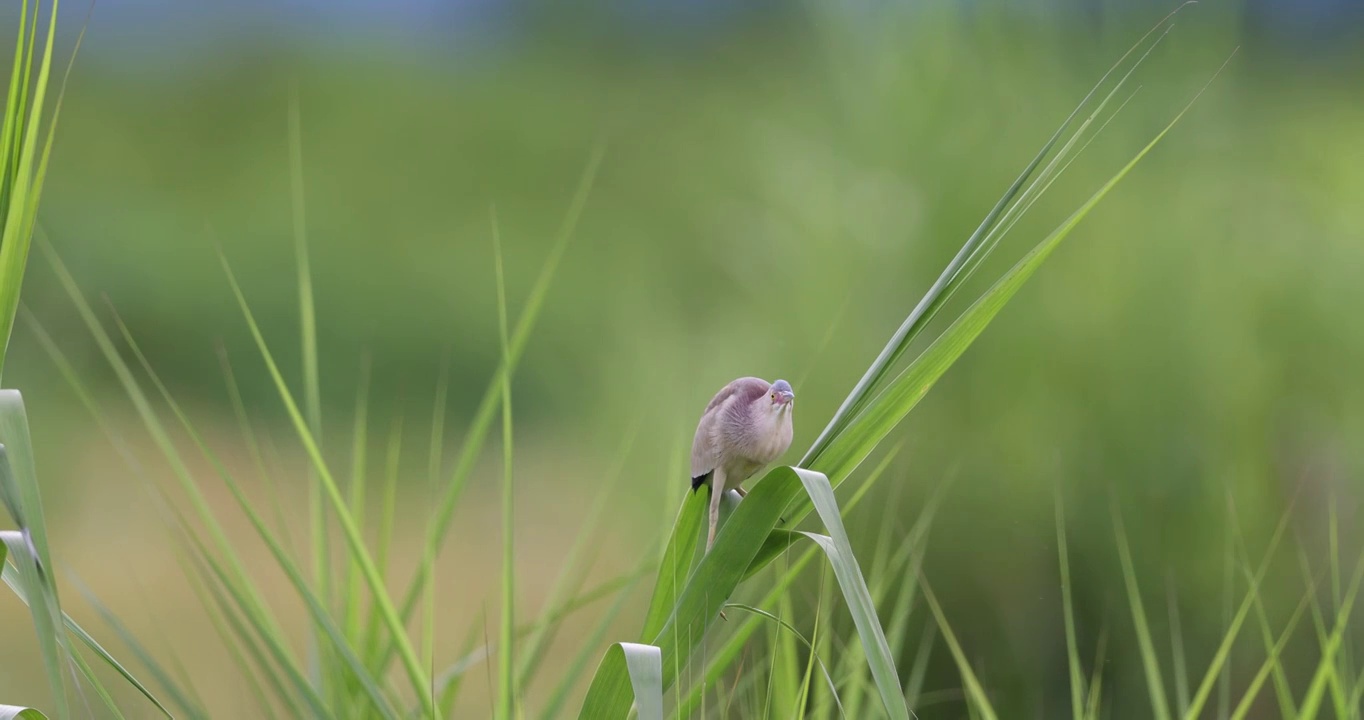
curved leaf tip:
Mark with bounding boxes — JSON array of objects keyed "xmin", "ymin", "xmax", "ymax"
[
  {"xmin": 0, "ymin": 706, "xmax": 49, "ymax": 720},
  {"xmin": 577, "ymin": 641, "xmax": 662, "ymax": 720}
]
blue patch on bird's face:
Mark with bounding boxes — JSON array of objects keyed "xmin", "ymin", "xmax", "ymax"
[{"xmin": 769, "ymin": 379, "xmax": 795, "ymax": 408}]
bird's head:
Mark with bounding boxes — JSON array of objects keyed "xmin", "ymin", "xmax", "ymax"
[{"xmin": 768, "ymin": 379, "xmax": 795, "ymax": 410}]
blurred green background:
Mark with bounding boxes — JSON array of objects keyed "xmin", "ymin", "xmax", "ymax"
[{"xmin": 2, "ymin": 0, "xmax": 1363, "ymax": 716}]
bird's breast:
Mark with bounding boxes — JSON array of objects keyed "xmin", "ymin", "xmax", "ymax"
[{"xmin": 747, "ymin": 410, "xmax": 793, "ymax": 465}]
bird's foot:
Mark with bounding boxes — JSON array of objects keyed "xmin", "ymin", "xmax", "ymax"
[{"xmin": 725, "ymin": 485, "xmax": 791, "ymax": 520}]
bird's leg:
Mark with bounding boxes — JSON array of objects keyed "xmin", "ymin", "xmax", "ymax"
[
  {"xmin": 709, "ymin": 471, "xmax": 729, "ymax": 620},
  {"xmin": 706, "ymin": 468, "xmax": 726, "ymax": 553}
]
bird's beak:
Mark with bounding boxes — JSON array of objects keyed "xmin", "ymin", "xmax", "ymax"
[{"xmin": 776, "ymin": 390, "xmax": 795, "ymax": 406}]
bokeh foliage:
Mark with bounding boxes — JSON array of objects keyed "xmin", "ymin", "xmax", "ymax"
[{"xmin": 1, "ymin": 0, "xmax": 1363, "ymax": 717}]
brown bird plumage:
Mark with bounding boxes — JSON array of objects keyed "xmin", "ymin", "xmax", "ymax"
[{"xmin": 690, "ymin": 377, "xmax": 795, "ymax": 553}]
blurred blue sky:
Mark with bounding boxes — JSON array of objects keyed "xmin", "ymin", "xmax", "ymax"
[{"xmin": 22, "ymin": 0, "xmax": 1364, "ymax": 55}]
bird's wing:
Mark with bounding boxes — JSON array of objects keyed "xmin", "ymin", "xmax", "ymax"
[
  {"xmin": 702, "ymin": 376, "xmax": 768, "ymax": 414},
  {"xmin": 690, "ymin": 377, "xmax": 770, "ymax": 485},
  {"xmin": 690, "ymin": 405, "xmax": 720, "ymax": 485}
]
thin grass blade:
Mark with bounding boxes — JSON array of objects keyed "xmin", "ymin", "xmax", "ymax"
[
  {"xmin": 0, "ymin": 0, "xmax": 63, "ymax": 380},
  {"xmin": 791, "ymin": 466, "xmax": 906, "ymax": 719},
  {"xmin": 638, "ymin": 489, "xmax": 706, "ymax": 643},
  {"xmin": 0, "ymin": 1, "xmax": 32, "ymax": 204},
  {"xmin": 391, "ymin": 145, "xmax": 606, "ymax": 666},
  {"xmin": 802, "ymin": 570, "xmax": 834, "ymax": 718},
  {"xmin": 150, "ymin": 492, "xmax": 299, "ymax": 719},
  {"xmin": 1085, "ymin": 622, "xmax": 1110, "ymax": 720},
  {"xmin": 1227, "ymin": 488, "xmax": 1300, "ymax": 720},
  {"xmin": 726, "ymin": 603, "xmax": 844, "ymax": 718},
  {"xmin": 1113, "ymin": 497, "xmax": 1172, "ymax": 720},
  {"xmin": 904, "ymin": 624, "xmax": 936, "ymax": 709},
  {"xmin": 183, "ymin": 526, "xmax": 331, "ymax": 718},
  {"xmin": 764, "ymin": 592, "xmax": 802, "ymax": 719},
  {"xmin": 1184, "ymin": 496, "xmax": 1299, "ymax": 719},
  {"xmin": 538, "ymin": 560, "xmax": 651, "ymax": 720},
  {"xmin": 0, "ymin": 541, "xmax": 70, "ymax": 720},
  {"xmin": 519, "ymin": 419, "xmax": 643, "ymax": 691},
  {"xmin": 1326, "ymin": 496, "xmax": 1354, "ymax": 718},
  {"xmin": 0, "ymin": 399, "xmax": 70, "ymax": 720},
  {"xmin": 1296, "ymin": 543, "xmax": 1351, "ymax": 715},
  {"xmin": 341, "ymin": 356, "xmax": 371, "ymax": 646},
  {"xmin": 215, "ymin": 345, "xmax": 295, "ymax": 549},
  {"xmin": 22, "ymin": 307, "xmax": 285, "ymax": 719},
  {"xmin": 65, "ymin": 640, "xmax": 130, "ymax": 719},
  {"xmin": 38, "ymin": 238, "xmax": 316, "ymax": 696},
  {"xmin": 491, "ymin": 207, "xmax": 518, "ymax": 720},
  {"xmin": 69, "ymin": 578, "xmax": 198, "ymax": 719},
  {"xmin": 1169, "ymin": 579, "xmax": 1191, "ymax": 717},
  {"xmin": 798, "ymin": 3, "xmax": 1195, "ymax": 469},
  {"xmin": 39, "ymin": 285, "xmax": 331, "ymax": 719},
  {"xmin": 106, "ymin": 308, "xmax": 401, "ymax": 719},
  {"xmin": 0, "ymin": 393, "xmax": 54, "ymax": 584},
  {"xmin": 754, "ymin": 49, "xmax": 1233, "ymax": 572},
  {"xmin": 218, "ymin": 254, "xmax": 434, "ymax": 714},
  {"xmin": 838, "ymin": 480, "xmax": 911, "ymax": 717},
  {"xmin": 1299, "ymin": 552, "xmax": 1364, "ymax": 719},
  {"xmin": 1055, "ymin": 485, "xmax": 1086, "ymax": 720},
  {"xmin": 1229, "ymin": 583, "xmax": 1315, "ymax": 720},
  {"xmin": 435, "ymin": 612, "xmax": 485, "ymax": 718},
  {"xmin": 369, "ymin": 413, "xmax": 404, "ymax": 610},
  {"xmin": 0, "ymin": 528, "xmax": 68, "ymax": 718},
  {"xmin": 358, "ymin": 414, "xmax": 404, "ymax": 706},
  {"xmin": 919, "ymin": 574, "xmax": 999, "ymax": 720}
]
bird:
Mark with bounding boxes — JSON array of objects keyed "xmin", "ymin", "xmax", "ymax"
[{"xmin": 690, "ymin": 377, "xmax": 796, "ymax": 554}]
